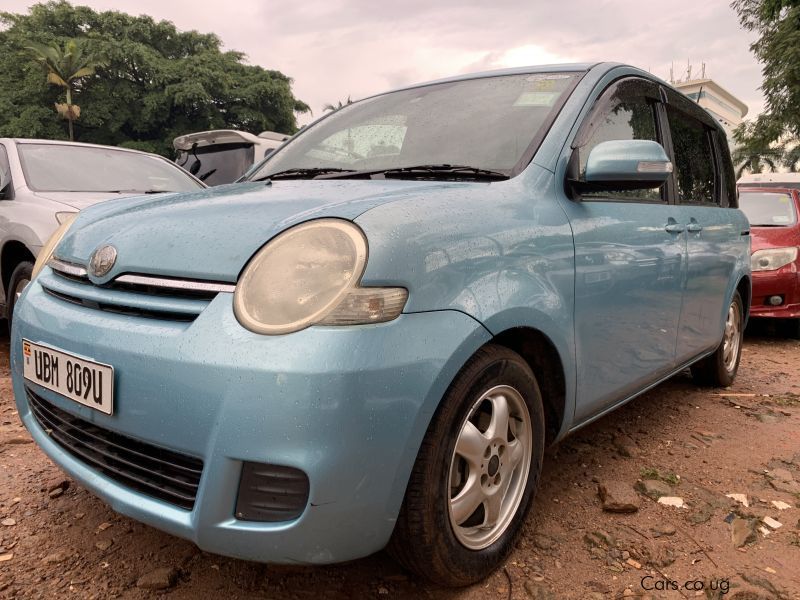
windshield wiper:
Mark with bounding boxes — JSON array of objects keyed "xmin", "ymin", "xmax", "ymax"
[
  {"xmin": 254, "ymin": 167, "xmax": 356, "ymax": 181},
  {"xmin": 320, "ymin": 164, "xmax": 510, "ymax": 181}
]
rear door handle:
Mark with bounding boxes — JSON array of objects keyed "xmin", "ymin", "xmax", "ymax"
[{"xmin": 665, "ymin": 222, "xmax": 685, "ymax": 234}]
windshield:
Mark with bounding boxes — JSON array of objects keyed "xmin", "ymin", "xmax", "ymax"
[
  {"xmin": 175, "ymin": 143, "xmax": 255, "ymax": 186},
  {"xmin": 739, "ymin": 191, "xmax": 797, "ymax": 226},
  {"xmin": 248, "ymin": 72, "xmax": 580, "ymax": 180},
  {"xmin": 18, "ymin": 143, "xmax": 203, "ymax": 193}
]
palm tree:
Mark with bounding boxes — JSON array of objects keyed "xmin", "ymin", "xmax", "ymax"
[
  {"xmin": 782, "ymin": 143, "xmax": 800, "ymax": 172},
  {"xmin": 732, "ymin": 144, "xmax": 784, "ymax": 178},
  {"xmin": 26, "ymin": 39, "xmax": 106, "ymax": 140},
  {"xmin": 731, "ymin": 120, "xmax": 785, "ymax": 178},
  {"xmin": 323, "ymin": 96, "xmax": 352, "ymax": 112}
]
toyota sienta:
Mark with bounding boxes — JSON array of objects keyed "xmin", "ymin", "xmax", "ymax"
[{"xmin": 12, "ymin": 62, "xmax": 750, "ymax": 586}]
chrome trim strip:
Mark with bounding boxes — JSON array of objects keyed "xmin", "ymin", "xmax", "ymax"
[
  {"xmin": 49, "ymin": 258, "xmax": 235, "ymax": 294},
  {"xmin": 115, "ymin": 274, "xmax": 236, "ymax": 294},
  {"xmin": 48, "ymin": 258, "xmax": 88, "ymax": 278}
]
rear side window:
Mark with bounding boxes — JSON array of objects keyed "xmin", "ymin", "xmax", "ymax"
[
  {"xmin": 576, "ymin": 78, "xmax": 661, "ymax": 201},
  {"xmin": 666, "ymin": 106, "xmax": 717, "ymax": 204}
]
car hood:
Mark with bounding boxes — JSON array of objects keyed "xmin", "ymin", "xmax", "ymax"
[
  {"xmin": 32, "ymin": 190, "xmax": 148, "ymax": 210},
  {"xmin": 56, "ymin": 180, "xmax": 466, "ymax": 282},
  {"xmin": 750, "ymin": 225, "xmax": 799, "ymax": 252}
]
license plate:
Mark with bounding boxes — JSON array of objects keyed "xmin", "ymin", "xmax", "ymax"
[{"xmin": 22, "ymin": 340, "xmax": 114, "ymax": 415}]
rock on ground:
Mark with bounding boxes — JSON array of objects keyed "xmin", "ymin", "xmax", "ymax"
[{"xmin": 597, "ymin": 481, "xmax": 640, "ymax": 513}]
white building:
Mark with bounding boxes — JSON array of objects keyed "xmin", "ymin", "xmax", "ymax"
[{"xmin": 672, "ymin": 78, "xmax": 749, "ymax": 142}]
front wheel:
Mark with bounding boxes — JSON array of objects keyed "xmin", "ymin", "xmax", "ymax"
[
  {"xmin": 388, "ymin": 344, "xmax": 545, "ymax": 586},
  {"xmin": 691, "ymin": 291, "xmax": 744, "ymax": 387}
]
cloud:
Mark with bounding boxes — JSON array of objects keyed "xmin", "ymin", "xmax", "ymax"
[{"xmin": 3, "ymin": 0, "xmax": 764, "ymax": 125}]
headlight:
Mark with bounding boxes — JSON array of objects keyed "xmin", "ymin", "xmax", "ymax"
[
  {"xmin": 32, "ymin": 213, "xmax": 79, "ymax": 280},
  {"xmin": 234, "ymin": 219, "xmax": 408, "ymax": 335},
  {"xmin": 751, "ymin": 247, "xmax": 798, "ymax": 272}
]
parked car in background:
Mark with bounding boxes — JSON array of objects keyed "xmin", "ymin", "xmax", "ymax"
[
  {"xmin": 0, "ymin": 138, "xmax": 205, "ymax": 325},
  {"xmin": 11, "ymin": 63, "xmax": 749, "ymax": 586},
  {"xmin": 739, "ymin": 187, "xmax": 800, "ymax": 336},
  {"xmin": 738, "ymin": 172, "xmax": 800, "ymax": 190},
  {"xmin": 173, "ymin": 129, "xmax": 290, "ymax": 186}
]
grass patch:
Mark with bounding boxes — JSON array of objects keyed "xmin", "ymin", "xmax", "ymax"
[
  {"xmin": 772, "ymin": 393, "xmax": 800, "ymax": 407},
  {"xmin": 640, "ymin": 468, "xmax": 679, "ymax": 486}
]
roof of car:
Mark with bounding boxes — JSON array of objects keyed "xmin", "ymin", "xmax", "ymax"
[
  {"xmin": 739, "ymin": 186, "xmax": 798, "ymax": 195},
  {"xmin": 381, "ymin": 62, "xmax": 601, "ymax": 96},
  {"xmin": 738, "ymin": 172, "xmax": 800, "ymax": 183},
  {"xmin": 6, "ymin": 138, "xmax": 160, "ymax": 156}
]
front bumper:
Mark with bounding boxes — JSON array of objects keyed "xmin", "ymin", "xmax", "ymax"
[
  {"xmin": 11, "ymin": 280, "xmax": 489, "ymax": 564},
  {"xmin": 750, "ymin": 266, "xmax": 800, "ymax": 319}
]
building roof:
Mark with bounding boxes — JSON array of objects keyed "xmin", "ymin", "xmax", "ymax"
[{"xmin": 673, "ymin": 78, "xmax": 748, "ymax": 118}]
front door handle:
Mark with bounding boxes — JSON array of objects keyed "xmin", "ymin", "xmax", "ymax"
[
  {"xmin": 687, "ymin": 220, "xmax": 703, "ymax": 233},
  {"xmin": 665, "ymin": 222, "xmax": 685, "ymax": 234}
]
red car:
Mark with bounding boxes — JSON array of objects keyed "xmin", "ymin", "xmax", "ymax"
[{"xmin": 739, "ymin": 187, "xmax": 800, "ymax": 335}]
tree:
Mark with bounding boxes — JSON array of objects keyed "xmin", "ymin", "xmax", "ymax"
[
  {"xmin": 0, "ymin": 1, "xmax": 309, "ymax": 155},
  {"xmin": 731, "ymin": 121, "xmax": 784, "ymax": 177},
  {"xmin": 323, "ymin": 96, "xmax": 352, "ymax": 112},
  {"xmin": 26, "ymin": 38, "xmax": 106, "ymax": 140},
  {"xmin": 731, "ymin": 0, "xmax": 800, "ymax": 171}
]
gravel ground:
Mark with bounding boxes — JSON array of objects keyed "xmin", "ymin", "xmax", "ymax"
[{"xmin": 1, "ymin": 323, "xmax": 799, "ymax": 599}]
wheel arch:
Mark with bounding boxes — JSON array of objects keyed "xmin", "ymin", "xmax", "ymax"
[
  {"xmin": 736, "ymin": 275, "xmax": 751, "ymax": 327},
  {"xmin": 1, "ymin": 239, "xmax": 35, "ymax": 307},
  {"xmin": 488, "ymin": 327, "xmax": 568, "ymax": 446}
]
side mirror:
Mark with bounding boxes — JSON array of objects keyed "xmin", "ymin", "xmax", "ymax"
[{"xmin": 583, "ymin": 140, "xmax": 672, "ymax": 188}]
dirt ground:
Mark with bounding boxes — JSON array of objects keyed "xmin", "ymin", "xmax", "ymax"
[{"xmin": 1, "ymin": 323, "xmax": 799, "ymax": 600}]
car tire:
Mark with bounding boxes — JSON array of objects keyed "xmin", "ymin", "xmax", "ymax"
[
  {"xmin": 388, "ymin": 344, "xmax": 545, "ymax": 586},
  {"xmin": 690, "ymin": 291, "xmax": 744, "ymax": 387},
  {"xmin": 6, "ymin": 261, "xmax": 33, "ymax": 332}
]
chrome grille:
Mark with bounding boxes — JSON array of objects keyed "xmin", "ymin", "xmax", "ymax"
[{"xmin": 40, "ymin": 258, "xmax": 235, "ymax": 321}]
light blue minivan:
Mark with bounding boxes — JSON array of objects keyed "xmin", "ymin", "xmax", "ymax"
[{"xmin": 11, "ymin": 62, "xmax": 750, "ymax": 586}]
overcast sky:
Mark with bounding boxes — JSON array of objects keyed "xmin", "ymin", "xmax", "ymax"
[{"xmin": 4, "ymin": 0, "xmax": 765, "ymax": 126}]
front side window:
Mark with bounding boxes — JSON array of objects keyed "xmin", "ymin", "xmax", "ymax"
[
  {"xmin": 18, "ymin": 144, "xmax": 203, "ymax": 193},
  {"xmin": 0, "ymin": 145, "xmax": 11, "ymax": 193},
  {"xmin": 248, "ymin": 72, "xmax": 581, "ymax": 180},
  {"xmin": 666, "ymin": 106, "xmax": 717, "ymax": 204},
  {"xmin": 739, "ymin": 191, "xmax": 797, "ymax": 226},
  {"xmin": 576, "ymin": 78, "xmax": 662, "ymax": 201}
]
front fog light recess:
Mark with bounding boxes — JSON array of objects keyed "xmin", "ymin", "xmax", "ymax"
[{"xmin": 234, "ymin": 219, "xmax": 407, "ymax": 334}]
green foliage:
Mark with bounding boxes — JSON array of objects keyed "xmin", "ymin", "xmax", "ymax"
[
  {"xmin": 732, "ymin": 0, "xmax": 800, "ymax": 174},
  {"xmin": 731, "ymin": 121, "xmax": 785, "ymax": 176},
  {"xmin": 323, "ymin": 96, "xmax": 352, "ymax": 112},
  {"xmin": 0, "ymin": 1, "xmax": 309, "ymax": 155},
  {"xmin": 26, "ymin": 38, "xmax": 108, "ymax": 140}
]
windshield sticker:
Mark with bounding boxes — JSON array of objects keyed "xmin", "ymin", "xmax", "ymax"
[
  {"xmin": 525, "ymin": 74, "xmax": 573, "ymax": 81},
  {"xmin": 514, "ymin": 91, "xmax": 561, "ymax": 107},
  {"xmin": 773, "ymin": 215, "xmax": 791, "ymax": 223}
]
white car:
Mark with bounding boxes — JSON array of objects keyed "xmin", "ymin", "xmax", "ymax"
[
  {"xmin": 173, "ymin": 129, "xmax": 290, "ymax": 185},
  {"xmin": 0, "ymin": 138, "xmax": 205, "ymax": 324}
]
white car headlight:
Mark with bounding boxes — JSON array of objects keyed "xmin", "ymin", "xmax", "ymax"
[
  {"xmin": 32, "ymin": 212, "xmax": 79, "ymax": 280},
  {"xmin": 234, "ymin": 219, "xmax": 408, "ymax": 335},
  {"xmin": 751, "ymin": 247, "xmax": 798, "ymax": 272}
]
